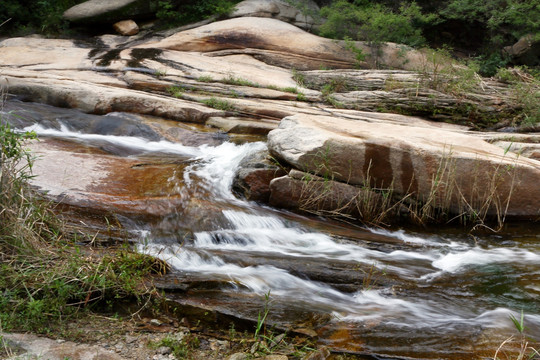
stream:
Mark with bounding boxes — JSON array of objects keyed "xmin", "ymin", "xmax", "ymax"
[{"xmin": 5, "ymin": 100, "xmax": 540, "ymax": 359}]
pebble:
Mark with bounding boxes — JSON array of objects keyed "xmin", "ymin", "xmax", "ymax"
[
  {"xmin": 227, "ymin": 353, "xmax": 250, "ymax": 360},
  {"xmin": 157, "ymin": 345, "xmax": 171, "ymax": 355}
]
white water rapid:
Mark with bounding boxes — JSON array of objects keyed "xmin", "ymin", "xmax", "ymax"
[{"xmin": 27, "ymin": 121, "xmax": 540, "ymax": 359}]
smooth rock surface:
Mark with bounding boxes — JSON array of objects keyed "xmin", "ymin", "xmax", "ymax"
[
  {"xmin": 268, "ymin": 114, "xmax": 540, "ymax": 218},
  {"xmin": 230, "ymin": 0, "xmax": 321, "ymax": 30},
  {"xmin": 63, "ymin": 0, "xmax": 154, "ymax": 24},
  {"xmin": 140, "ymin": 17, "xmax": 428, "ymax": 71}
]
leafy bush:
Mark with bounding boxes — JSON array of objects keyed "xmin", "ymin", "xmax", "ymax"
[
  {"xmin": 319, "ymin": 0, "xmax": 437, "ymax": 47},
  {"xmin": 156, "ymin": 0, "xmax": 241, "ymax": 28},
  {"xmin": 440, "ymin": 0, "xmax": 540, "ymax": 48},
  {"xmin": 0, "ymin": 0, "xmax": 83, "ymax": 35}
]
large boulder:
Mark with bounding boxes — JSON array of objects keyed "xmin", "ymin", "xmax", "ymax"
[
  {"xmin": 503, "ymin": 34, "xmax": 540, "ymax": 67},
  {"xmin": 267, "ymin": 114, "xmax": 540, "ymax": 220},
  {"xmin": 140, "ymin": 17, "xmax": 428, "ymax": 71},
  {"xmin": 229, "ymin": 0, "xmax": 321, "ymax": 30},
  {"xmin": 63, "ymin": 0, "xmax": 155, "ymax": 24}
]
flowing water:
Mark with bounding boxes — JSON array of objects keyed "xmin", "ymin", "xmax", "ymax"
[{"xmin": 10, "ymin": 102, "xmax": 540, "ymax": 359}]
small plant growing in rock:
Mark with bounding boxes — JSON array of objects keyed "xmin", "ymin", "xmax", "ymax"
[
  {"xmin": 201, "ymin": 97, "xmax": 236, "ymax": 111},
  {"xmin": 494, "ymin": 311, "xmax": 539, "ymax": 360},
  {"xmin": 198, "ymin": 75, "xmax": 215, "ymax": 83}
]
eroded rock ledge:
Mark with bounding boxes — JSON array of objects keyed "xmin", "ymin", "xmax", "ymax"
[{"xmin": 264, "ymin": 114, "xmax": 540, "ymax": 224}]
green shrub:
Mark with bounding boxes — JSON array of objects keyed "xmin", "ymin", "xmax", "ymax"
[
  {"xmin": 440, "ymin": 0, "xmax": 540, "ymax": 48},
  {"xmin": 319, "ymin": 0, "xmax": 437, "ymax": 47},
  {"xmin": 201, "ymin": 97, "xmax": 236, "ymax": 111},
  {"xmin": 156, "ymin": 0, "xmax": 241, "ymax": 28},
  {"xmin": 0, "ymin": 0, "xmax": 83, "ymax": 35}
]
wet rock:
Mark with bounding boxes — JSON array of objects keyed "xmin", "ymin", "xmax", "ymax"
[
  {"xmin": 113, "ymin": 20, "xmax": 140, "ymax": 36},
  {"xmin": 268, "ymin": 114, "xmax": 540, "ymax": 219},
  {"xmin": 230, "ymin": 0, "xmax": 321, "ymax": 30},
  {"xmin": 63, "ymin": 0, "xmax": 154, "ymax": 24},
  {"xmin": 233, "ymin": 149, "xmax": 287, "ymax": 202},
  {"xmin": 269, "ymin": 170, "xmax": 383, "ymax": 218}
]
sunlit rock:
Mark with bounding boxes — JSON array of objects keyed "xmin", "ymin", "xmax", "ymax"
[
  {"xmin": 268, "ymin": 113, "xmax": 540, "ymax": 219},
  {"xmin": 113, "ymin": 19, "xmax": 139, "ymax": 36}
]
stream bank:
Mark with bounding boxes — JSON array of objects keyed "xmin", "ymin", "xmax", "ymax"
[{"xmin": 1, "ymin": 7, "xmax": 539, "ymax": 360}]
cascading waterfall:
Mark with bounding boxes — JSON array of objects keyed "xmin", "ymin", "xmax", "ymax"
[{"xmin": 26, "ymin": 121, "xmax": 540, "ymax": 359}]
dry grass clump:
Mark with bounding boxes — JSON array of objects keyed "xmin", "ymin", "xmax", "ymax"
[{"xmin": 296, "ymin": 145, "xmax": 518, "ymax": 230}]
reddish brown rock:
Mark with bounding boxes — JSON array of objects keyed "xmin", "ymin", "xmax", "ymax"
[
  {"xmin": 233, "ymin": 150, "xmax": 286, "ymax": 202},
  {"xmin": 267, "ymin": 114, "xmax": 540, "ymax": 220}
]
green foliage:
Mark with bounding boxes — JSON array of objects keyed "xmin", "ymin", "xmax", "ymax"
[
  {"xmin": 319, "ymin": 0, "xmax": 436, "ymax": 47},
  {"xmin": 168, "ymin": 85, "xmax": 185, "ymax": 98},
  {"xmin": 222, "ymin": 75, "xmax": 260, "ymax": 87},
  {"xmin": 156, "ymin": 0, "xmax": 241, "ymax": 28},
  {"xmin": 201, "ymin": 97, "xmax": 236, "ymax": 111},
  {"xmin": 0, "ymin": 0, "xmax": 83, "ymax": 35},
  {"xmin": 254, "ymin": 291, "xmax": 271, "ymax": 340},
  {"xmin": 0, "ymin": 245, "xmax": 166, "ymax": 332},
  {"xmin": 496, "ymin": 67, "xmax": 540, "ymax": 127},
  {"xmin": 475, "ymin": 52, "xmax": 510, "ymax": 77},
  {"xmin": 149, "ymin": 334, "xmax": 200, "ymax": 359},
  {"xmin": 509, "ymin": 310, "xmax": 525, "ymax": 334},
  {"xmin": 440, "ymin": 0, "xmax": 540, "ymax": 47},
  {"xmin": 197, "ymin": 75, "xmax": 215, "ymax": 83},
  {"xmin": 292, "ymin": 69, "xmax": 306, "ymax": 87},
  {"xmin": 344, "ymin": 36, "xmax": 366, "ymax": 67}
]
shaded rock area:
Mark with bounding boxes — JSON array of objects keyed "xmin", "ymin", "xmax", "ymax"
[
  {"xmin": 230, "ymin": 0, "xmax": 322, "ymax": 30},
  {"xmin": 503, "ymin": 34, "xmax": 540, "ymax": 67},
  {"xmin": 63, "ymin": 0, "xmax": 155, "ymax": 24},
  {"xmin": 232, "ymin": 149, "xmax": 287, "ymax": 201}
]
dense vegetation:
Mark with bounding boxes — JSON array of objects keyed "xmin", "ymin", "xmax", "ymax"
[
  {"xmin": 0, "ymin": 0, "xmax": 83, "ymax": 35},
  {"xmin": 316, "ymin": 0, "xmax": 539, "ymax": 75},
  {"xmin": 155, "ymin": 0, "xmax": 242, "ymax": 28}
]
